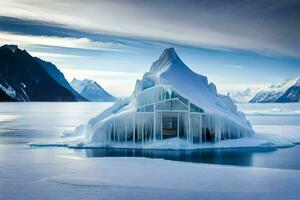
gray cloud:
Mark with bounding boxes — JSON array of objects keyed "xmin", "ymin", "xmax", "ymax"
[{"xmin": 0, "ymin": 0, "xmax": 299, "ymax": 57}]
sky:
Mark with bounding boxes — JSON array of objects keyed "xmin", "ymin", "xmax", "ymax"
[{"xmin": 0, "ymin": 0, "xmax": 299, "ymax": 97}]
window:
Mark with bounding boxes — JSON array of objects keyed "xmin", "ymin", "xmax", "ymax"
[
  {"xmin": 190, "ymin": 103, "xmax": 204, "ymax": 113},
  {"xmin": 137, "ymin": 104, "xmax": 154, "ymax": 112},
  {"xmin": 177, "ymin": 94, "xmax": 189, "ymax": 105},
  {"xmin": 156, "ymin": 99, "xmax": 188, "ymax": 111}
]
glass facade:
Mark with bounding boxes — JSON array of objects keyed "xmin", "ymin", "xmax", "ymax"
[{"xmin": 95, "ymin": 86, "xmax": 252, "ymax": 145}]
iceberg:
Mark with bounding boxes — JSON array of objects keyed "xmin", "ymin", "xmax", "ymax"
[{"xmin": 67, "ymin": 48, "xmax": 254, "ymax": 148}]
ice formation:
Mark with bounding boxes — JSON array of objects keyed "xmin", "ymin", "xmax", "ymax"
[{"xmin": 78, "ymin": 48, "xmax": 254, "ymax": 147}]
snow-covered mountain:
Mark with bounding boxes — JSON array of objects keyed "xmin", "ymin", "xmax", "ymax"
[
  {"xmin": 250, "ymin": 76, "xmax": 300, "ymax": 103},
  {"xmin": 229, "ymin": 88, "xmax": 255, "ymax": 103},
  {"xmin": 0, "ymin": 44, "xmax": 86, "ymax": 102},
  {"xmin": 70, "ymin": 78, "xmax": 116, "ymax": 102}
]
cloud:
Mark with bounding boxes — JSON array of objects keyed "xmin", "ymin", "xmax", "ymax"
[
  {"xmin": 63, "ymin": 68, "xmax": 142, "ymax": 78},
  {"xmin": 28, "ymin": 51, "xmax": 96, "ymax": 63},
  {"xmin": 30, "ymin": 52, "xmax": 91, "ymax": 59},
  {"xmin": 0, "ymin": 0, "xmax": 299, "ymax": 58},
  {"xmin": 0, "ymin": 31, "xmax": 127, "ymax": 52},
  {"xmin": 214, "ymin": 82, "xmax": 265, "ymax": 95}
]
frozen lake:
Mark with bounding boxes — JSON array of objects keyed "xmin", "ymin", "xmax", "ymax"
[
  {"xmin": 0, "ymin": 102, "xmax": 300, "ymax": 199},
  {"xmin": 0, "ymin": 102, "xmax": 113, "ymax": 142}
]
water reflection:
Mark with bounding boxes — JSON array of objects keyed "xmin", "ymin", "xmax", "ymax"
[{"xmin": 83, "ymin": 147, "xmax": 277, "ymax": 167}]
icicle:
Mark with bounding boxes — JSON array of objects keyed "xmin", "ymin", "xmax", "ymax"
[{"xmin": 88, "ymin": 98, "xmax": 252, "ymax": 146}]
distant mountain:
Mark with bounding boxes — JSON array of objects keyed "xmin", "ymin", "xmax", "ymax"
[
  {"xmin": 0, "ymin": 44, "xmax": 86, "ymax": 102},
  {"xmin": 250, "ymin": 76, "xmax": 300, "ymax": 103},
  {"xmin": 229, "ymin": 88, "xmax": 255, "ymax": 103},
  {"xmin": 70, "ymin": 78, "xmax": 116, "ymax": 102}
]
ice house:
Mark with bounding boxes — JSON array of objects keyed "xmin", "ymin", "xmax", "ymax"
[{"xmin": 84, "ymin": 48, "xmax": 254, "ymax": 147}]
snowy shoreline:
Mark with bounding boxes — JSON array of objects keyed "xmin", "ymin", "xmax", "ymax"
[{"xmin": 29, "ymin": 132, "xmax": 300, "ymax": 151}]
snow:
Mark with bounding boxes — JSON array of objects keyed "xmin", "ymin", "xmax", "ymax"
[
  {"xmin": 243, "ymin": 108, "xmax": 300, "ymax": 116},
  {"xmin": 70, "ymin": 78, "xmax": 116, "ymax": 102},
  {"xmin": 250, "ymin": 76, "xmax": 300, "ymax": 103},
  {"xmin": 0, "ymin": 83, "xmax": 16, "ymax": 98},
  {"xmin": 275, "ymin": 76, "xmax": 300, "ymax": 91},
  {"xmin": 253, "ymin": 126, "xmax": 300, "ymax": 144},
  {"xmin": 30, "ymin": 131, "xmax": 299, "ymax": 149},
  {"xmin": 20, "ymin": 87, "xmax": 29, "ymax": 100},
  {"xmin": 21, "ymin": 82, "xmax": 26, "ymax": 88},
  {"xmin": 44, "ymin": 158, "xmax": 300, "ymax": 194},
  {"xmin": 1, "ymin": 144, "xmax": 300, "ymax": 200},
  {"xmin": 263, "ymin": 77, "xmax": 300, "ymax": 93}
]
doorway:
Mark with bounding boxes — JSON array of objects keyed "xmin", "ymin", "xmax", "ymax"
[{"xmin": 162, "ymin": 112, "xmax": 178, "ymax": 139}]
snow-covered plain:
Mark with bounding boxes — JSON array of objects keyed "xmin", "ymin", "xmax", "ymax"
[
  {"xmin": 0, "ymin": 102, "xmax": 300, "ymax": 200},
  {"xmin": 1, "ymin": 144, "xmax": 300, "ymax": 200}
]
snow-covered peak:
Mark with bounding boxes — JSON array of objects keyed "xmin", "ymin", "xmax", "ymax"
[
  {"xmin": 70, "ymin": 78, "xmax": 116, "ymax": 102},
  {"xmin": 263, "ymin": 76, "xmax": 300, "ymax": 92},
  {"xmin": 150, "ymin": 48, "xmax": 178, "ymax": 69},
  {"xmin": 71, "ymin": 78, "xmax": 98, "ymax": 93},
  {"xmin": 161, "ymin": 47, "xmax": 177, "ymax": 59},
  {"xmin": 145, "ymin": 48, "xmax": 208, "ymax": 86},
  {"xmin": 281, "ymin": 76, "xmax": 300, "ymax": 88},
  {"xmin": 149, "ymin": 47, "xmax": 188, "ymax": 73}
]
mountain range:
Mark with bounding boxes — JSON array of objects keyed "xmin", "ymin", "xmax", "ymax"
[
  {"xmin": 0, "ymin": 44, "xmax": 85, "ymax": 102},
  {"xmin": 250, "ymin": 76, "xmax": 300, "ymax": 103},
  {"xmin": 0, "ymin": 44, "xmax": 115, "ymax": 102}
]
